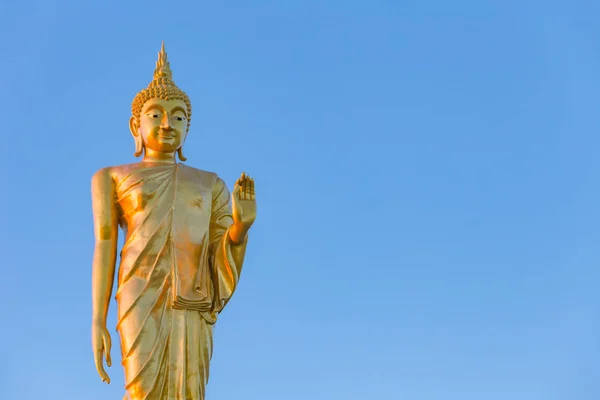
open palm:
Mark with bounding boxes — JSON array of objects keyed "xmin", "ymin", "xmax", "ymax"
[{"xmin": 231, "ymin": 172, "xmax": 256, "ymax": 228}]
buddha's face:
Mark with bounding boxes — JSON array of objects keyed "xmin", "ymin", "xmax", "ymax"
[{"xmin": 131, "ymin": 98, "xmax": 189, "ymax": 154}]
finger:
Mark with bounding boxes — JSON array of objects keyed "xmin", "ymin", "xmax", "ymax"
[
  {"xmin": 234, "ymin": 175, "xmax": 245, "ymax": 199},
  {"xmin": 104, "ymin": 336, "xmax": 112, "ymax": 367},
  {"xmin": 235, "ymin": 175, "xmax": 243, "ymax": 187},
  {"xmin": 241, "ymin": 175, "xmax": 248, "ymax": 200},
  {"xmin": 95, "ymin": 351, "xmax": 108, "ymax": 382},
  {"xmin": 244, "ymin": 176, "xmax": 252, "ymax": 200},
  {"xmin": 249, "ymin": 178, "xmax": 255, "ymax": 197}
]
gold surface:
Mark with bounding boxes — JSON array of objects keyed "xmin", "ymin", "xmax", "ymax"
[{"xmin": 91, "ymin": 42, "xmax": 256, "ymax": 399}]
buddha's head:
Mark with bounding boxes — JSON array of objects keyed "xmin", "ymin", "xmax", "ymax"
[{"xmin": 130, "ymin": 42, "xmax": 192, "ymax": 161}]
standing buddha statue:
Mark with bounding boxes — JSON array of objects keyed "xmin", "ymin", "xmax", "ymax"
[{"xmin": 90, "ymin": 42, "xmax": 256, "ymax": 400}]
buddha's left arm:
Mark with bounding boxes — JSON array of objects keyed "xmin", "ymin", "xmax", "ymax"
[{"xmin": 209, "ymin": 177, "xmax": 248, "ymax": 312}]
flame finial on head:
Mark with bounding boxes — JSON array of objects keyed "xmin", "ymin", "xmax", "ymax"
[{"xmin": 153, "ymin": 41, "xmax": 173, "ymax": 81}]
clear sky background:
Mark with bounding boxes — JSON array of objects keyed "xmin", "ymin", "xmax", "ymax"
[{"xmin": 1, "ymin": 1, "xmax": 600, "ymax": 399}]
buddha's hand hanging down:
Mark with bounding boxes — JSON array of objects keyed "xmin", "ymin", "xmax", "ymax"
[
  {"xmin": 92, "ymin": 322, "xmax": 112, "ymax": 384},
  {"xmin": 229, "ymin": 172, "xmax": 257, "ymax": 244}
]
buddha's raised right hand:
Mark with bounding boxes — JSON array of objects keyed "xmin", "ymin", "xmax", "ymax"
[{"xmin": 92, "ymin": 322, "xmax": 112, "ymax": 384}]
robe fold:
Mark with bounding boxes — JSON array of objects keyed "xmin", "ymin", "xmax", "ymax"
[{"xmin": 113, "ymin": 162, "xmax": 247, "ymax": 400}]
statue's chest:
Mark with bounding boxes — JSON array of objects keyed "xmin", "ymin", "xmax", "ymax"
[
  {"xmin": 172, "ymin": 174, "xmax": 212, "ymax": 218},
  {"xmin": 117, "ymin": 167, "xmax": 213, "ymax": 234}
]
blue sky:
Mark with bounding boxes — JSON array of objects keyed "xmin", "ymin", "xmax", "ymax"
[{"xmin": 1, "ymin": 1, "xmax": 600, "ymax": 399}]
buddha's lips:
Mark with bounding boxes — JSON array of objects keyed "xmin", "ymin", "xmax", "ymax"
[{"xmin": 159, "ymin": 132, "xmax": 175, "ymax": 139}]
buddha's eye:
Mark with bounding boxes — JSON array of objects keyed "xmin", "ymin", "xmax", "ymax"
[
  {"xmin": 173, "ymin": 115, "xmax": 186, "ymax": 122},
  {"xmin": 146, "ymin": 113, "xmax": 162, "ymax": 119}
]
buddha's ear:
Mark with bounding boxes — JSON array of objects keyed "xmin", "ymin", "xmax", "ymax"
[
  {"xmin": 176, "ymin": 124, "xmax": 189, "ymax": 161},
  {"xmin": 177, "ymin": 147, "xmax": 187, "ymax": 162},
  {"xmin": 129, "ymin": 116, "xmax": 144, "ymax": 157}
]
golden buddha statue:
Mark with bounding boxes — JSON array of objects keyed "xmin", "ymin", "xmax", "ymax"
[{"xmin": 90, "ymin": 42, "xmax": 256, "ymax": 400}]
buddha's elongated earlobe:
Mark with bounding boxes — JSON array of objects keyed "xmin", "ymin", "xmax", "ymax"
[
  {"xmin": 129, "ymin": 116, "xmax": 144, "ymax": 158},
  {"xmin": 134, "ymin": 135, "xmax": 144, "ymax": 157},
  {"xmin": 177, "ymin": 128, "xmax": 189, "ymax": 161},
  {"xmin": 177, "ymin": 147, "xmax": 187, "ymax": 161}
]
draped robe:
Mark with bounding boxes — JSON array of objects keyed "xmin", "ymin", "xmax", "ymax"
[{"xmin": 113, "ymin": 162, "xmax": 247, "ymax": 400}]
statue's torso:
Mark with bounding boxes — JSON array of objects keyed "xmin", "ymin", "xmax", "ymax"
[{"xmin": 107, "ymin": 162, "xmax": 220, "ymax": 313}]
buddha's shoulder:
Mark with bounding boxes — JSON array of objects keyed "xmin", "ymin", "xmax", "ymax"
[
  {"xmin": 92, "ymin": 162, "xmax": 142, "ymax": 181},
  {"xmin": 179, "ymin": 163, "xmax": 223, "ymax": 184},
  {"xmin": 179, "ymin": 163, "xmax": 216, "ymax": 176}
]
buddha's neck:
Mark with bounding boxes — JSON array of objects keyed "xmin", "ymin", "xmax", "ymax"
[{"xmin": 143, "ymin": 149, "xmax": 177, "ymax": 164}]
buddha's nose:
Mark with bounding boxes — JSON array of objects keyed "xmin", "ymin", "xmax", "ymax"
[{"xmin": 160, "ymin": 113, "xmax": 173, "ymax": 130}]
